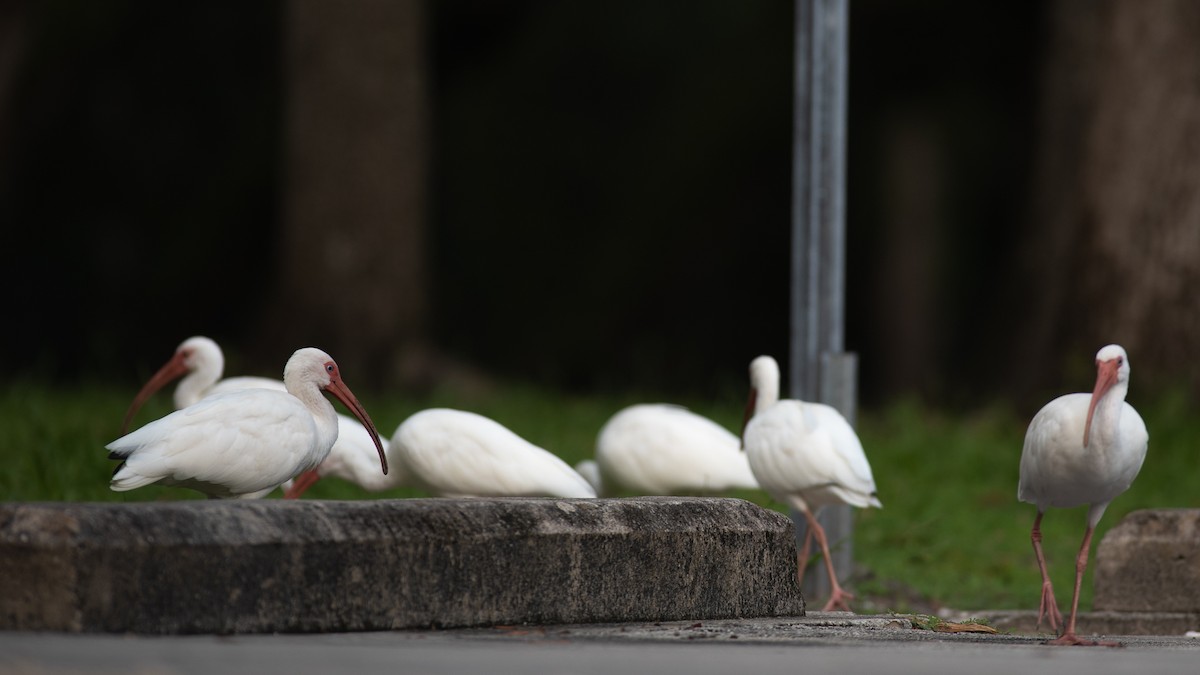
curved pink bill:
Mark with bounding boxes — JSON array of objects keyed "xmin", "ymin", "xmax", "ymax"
[
  {"xmin": 323, "ymin": 377, "xmax": 388, "ymax": 476},
  {"xmin": 120, "ymin": 351, "xmax": 190, "ymax": 435},
  {"xmin": 1083, "ymin": 359, "xmax": 1120, "ymax": 448},
  {"xmin": 283, "ymin": 469, "xmax": 322, "ymax": 499}
]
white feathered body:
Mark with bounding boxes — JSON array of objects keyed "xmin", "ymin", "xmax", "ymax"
[
  {"xmin": 392, "ymin": 408, "xmax": 595, "ymax": 498},
  {"xmin": 108, "ymin": 388, "xmax": 336, "ymax": 499},
  {"xmin": 1018, "ymin": 392, "xmax": 1148, "ymax": 514},
  {"xmin": 592, "ymin": 403, "xmax": 759, "ymax": 495},
  {"xmin": 744, "ymin": 400, "xmax": 881, "ymax": 513}
]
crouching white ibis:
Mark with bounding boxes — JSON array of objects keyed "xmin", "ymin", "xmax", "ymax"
[
  {"xmin": 580, "ymin": 403, "xmax": 759, "ymax": 496},
  {"xmin": 107, "ymin": 347, "xmax": 387, "ymax": 499},
  {"xmin": 741, "ymin": 354, "xmax": 881, "ymax": 612},
  {"xmin": 1018, "ymin": 344, "xmax": 1148, "ymax": 646},
  {"xmin": 286, "ymin": 407, "xmax": 594, "ymax": 499}
]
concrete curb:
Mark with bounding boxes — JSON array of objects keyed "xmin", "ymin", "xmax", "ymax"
[
  {"xmin": 0, "ymin": 497, "xmax": 805, "ymax": 634},
  {"xmin": 980, "ymin": 609, "xmax": 1200, "ymax": 637}
]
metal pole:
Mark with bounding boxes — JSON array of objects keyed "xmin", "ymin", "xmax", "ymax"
[{"xmin": 790, "ymin": 0, "xmax": 854, "ymax": 603}]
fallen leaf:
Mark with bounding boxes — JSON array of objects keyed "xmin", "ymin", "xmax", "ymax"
[{"xmin": 934, "ymin": 621, "xmax": 998, "ymax": 634}]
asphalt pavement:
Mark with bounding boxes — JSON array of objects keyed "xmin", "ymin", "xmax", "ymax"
[{"xmin": 5, "ymin": 613, "xmax": 1200, "ymax": 675}]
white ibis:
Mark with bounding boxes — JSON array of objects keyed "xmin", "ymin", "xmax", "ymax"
[
  {"xmin": 120, "ymin": 336, "xmax": 286, "ymax": 434},
  {"xmin": 580, "ymin": 403, "xmax": 760, "ymax": 496},
  {"xmin": 741, "ymin": 354, "xmax": 881, "ymax": 612},
  {"xmin": 107, "ymin": 347, "xmax": 387, "ymax": 499},
  {"xmin": 122, "ymin": 335, "xmax": 378, "ymax": 498},
  {"xmin": 1018, "ymin": 344, "xmax": 1148, "ymax": 647},
  {"xmin": 381, "ymin": 407, "xmax": 596, "ymax": 498}
]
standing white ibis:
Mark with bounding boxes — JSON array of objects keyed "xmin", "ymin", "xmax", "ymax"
[
  {"xmin": 107, "ymin": 347, "xmax": 387, "ymax": 499},
  {"xmin": 1018, "ymin": 344, "xmax": 1148, "ymax": 647},
  {"xmin": 579, "ymin": 403, "xmax": 760, "ymax": 496},
  {"xmin": 376, "ymin": 408, "xmax": 596, "ymax": 498},
  {"xmin": 741, "ymin": 354, "xmax": 881, "ymax": 612},
  {"xmin": 120, "ymin": 336, "xmax": 287, "ymax": 434}
]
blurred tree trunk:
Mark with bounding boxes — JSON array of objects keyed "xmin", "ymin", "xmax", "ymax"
[
  {"xmin": 1014, "ymin": 0, "xmax": 1200, "ymax": 398},
  {"xmin": 870, "ymin": 109, "xmax": 944, "ymax": 399},
  {"xmin": 259, "ymin": 0, "xmax": 429, "ymax": 388}
]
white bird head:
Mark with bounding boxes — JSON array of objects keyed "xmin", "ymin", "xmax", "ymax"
[
  {"xmin": 121, "ymin": 335, "xmax": 224, "ymax": 434},
  {"xmin": 574, "ymin": 459, "xmax": 605, "ymax": 495},
  {"xmin": 742, "ymin": 355, "xmax": 782, "ymax": 446},
  {"xmin": 284, "ymin": 347, "xmax": 388, "ymax": 477},
  {"xmin": 749, "ymin": 355, "xmax": 781, "ymax": 412},
  {"xmin": 1094, "ymin": 344, "xmax": 1130, "ymax": 381},
  {"xmin": 1084, "ymin": 344, "xmax": 1131, "ymax": 448},
  {"xmin": 176, "ymin": 335, "xmax": 223, "ymax": 372}
]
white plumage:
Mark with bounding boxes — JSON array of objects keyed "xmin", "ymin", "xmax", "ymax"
[
  {"xmin": 390, "ymin": 408, "xmax": 596, "ymax": 499},
  {"xmin": 742, "ymin": 354, "xmax": 880, "ymax": 611},
  {"xmin": 581, "ymin": 403, "xmax": 759, "ymax": 496},
  {"xmin": 107, "ymin": 347, "xmax": 386, "ymax": 500},
  {"xmin": 1017, "ymin": 343, "xmax": 1148, "ymax": 646}
]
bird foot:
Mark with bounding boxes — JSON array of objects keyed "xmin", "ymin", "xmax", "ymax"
[
  {"xmin": 821, "ymin": 588, "xmax": 855, "ymax": 612},
  {"xmin": 1036, "ymin": 581, "xmax": 1063, "ymax": 633},
  {"xmin": 1046, "ymin": 632, "xmax": 1122, "ymax": 648}
]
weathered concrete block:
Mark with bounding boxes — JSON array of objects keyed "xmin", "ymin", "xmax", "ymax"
[
  {"xmin": 0, "ymin": 497, "xmax": 804, "ymax": 634},
  {"xmin": 1094, "ymin": 509, "xmax": 1200, "ymax": 612}
]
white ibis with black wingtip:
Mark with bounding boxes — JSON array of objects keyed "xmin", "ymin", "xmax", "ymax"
[
  {"xmin": 107, "ymin": 347, "xmax": 387, "ymax": 499},
  {"xmin": 122, "ymin": 335, "xmax": 381, "ymax": 498}
]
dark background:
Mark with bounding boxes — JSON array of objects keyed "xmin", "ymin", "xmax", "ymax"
[{"xmin": 4, "ymin": 0, "xmax": 1195, "ymax": 411}]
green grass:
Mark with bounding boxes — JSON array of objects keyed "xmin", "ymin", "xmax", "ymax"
[{"xmin": 3, "ymin": 379, "xmax": 1195, "ymax": 615}]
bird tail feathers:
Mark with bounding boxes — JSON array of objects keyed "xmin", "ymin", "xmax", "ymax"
[{"xmin": 110, "ymin": 465, "xmax": 160, "ymax": 492}]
